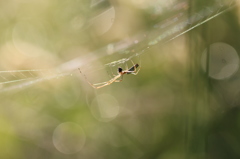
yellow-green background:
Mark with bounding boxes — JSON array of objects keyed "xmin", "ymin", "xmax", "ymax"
[{"xmin": 0, "ymin": 0, "xmax": 239, "ymax": 159}]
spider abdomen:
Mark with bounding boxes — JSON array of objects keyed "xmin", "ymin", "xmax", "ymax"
[{"xmin": 127, "ymin": 64, "xmax": 139, "ymax": 74}]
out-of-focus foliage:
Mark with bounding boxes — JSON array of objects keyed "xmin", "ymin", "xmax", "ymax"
[{"xmin": 0, "ymin": 0, "xmax": 240, "ymax": 159}]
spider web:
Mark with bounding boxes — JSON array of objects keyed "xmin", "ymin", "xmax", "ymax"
[{"xmin": 0, "ymin": 0, "xmax": 236, "ymax": 93}]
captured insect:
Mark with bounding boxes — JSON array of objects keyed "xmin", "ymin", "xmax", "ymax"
[{"xmin": 78, "ymin": 60, "xmax": 140, "ymax": 89}]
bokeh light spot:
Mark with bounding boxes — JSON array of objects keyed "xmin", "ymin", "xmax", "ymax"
[
  {"xmin": 52, "ymin": 122, "xmax": 86, "ymax": 154},
  {"xmin": 90, "ymin": 94, "xmax": 120, "ymax": 122},
  {"xmin": 90, "ymin": 6, "xmax": 115, "ymax": 35},
  {"xmin": 201, "ymin": 42, "xmax": 239, "ymax": 80}
]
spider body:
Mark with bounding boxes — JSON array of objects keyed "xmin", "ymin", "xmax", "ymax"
[
  {"xmin": 126, "ymin": 64, "xmax": 139, "ymax": 74},
  {"xmin": 118, "ymin": 67, "xmax": 123, "ymax": 74},
  {"xmin": 79, "ymin": 61, "xmax": 140, "ymax": 89}
]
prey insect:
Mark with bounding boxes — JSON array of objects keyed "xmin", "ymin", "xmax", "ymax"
[{"xmin": 78, "ymin": 60, "xmax": 140, "ymax": 89}]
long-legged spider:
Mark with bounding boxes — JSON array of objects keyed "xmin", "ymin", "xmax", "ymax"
[{"xmin": 78, "ymin": 60, "xmax": 140, "ymax": 89}]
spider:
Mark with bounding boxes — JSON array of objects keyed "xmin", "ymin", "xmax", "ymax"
[{"xmin": 78, "ymin": 60, "xmax": 140, "ymax": 89}]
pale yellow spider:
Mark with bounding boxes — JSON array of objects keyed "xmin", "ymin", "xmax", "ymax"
[{"xmin": 78, "ymin": 61, "xmax": 140, "ymax": 89}]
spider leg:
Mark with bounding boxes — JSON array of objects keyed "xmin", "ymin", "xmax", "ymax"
[
  {"xmin": 93, "ymin": 82, "xmax": 109, "ymax": 86},
  {"xmin": 107, "ymin": 70, "xmax": 114, "ymax": 79},
  {"xmin": 94, "ymin": 75, "xmax": 122, "ymax": 89},
  {"xmin": 114, "ymin": 74, "xmax": 123, "ymax": 82},
  {"xmin": 131, "ymin": 68, "xmax": 140, "ymax": 75},
  {"xmin": 108, "ymin": 66, "xmax": 118, "ymax": 78},
  {"xmin": 131, "ymin": 64, "xmax": 141, "ymax": 75},
  {"xmin": 131, "ymin": 60, "xmax": 138, "ymax": 72},
  {"xmin": 125, "ymin": 63, "xmax": 128, "ymax": 70},
  {"xmin": 78, "ymin": 68, "xmax": 98, "ymax": 88},
  {"xmin": 130, "ymin": 60, "xmax": 135, "ymax": 67},
  {"xmin": 79, "ymin": 68, "xmax": 122, "ymax": 89},
  {"xmin": 94, "ymin": 82, "xmax": 112, "ymax": 89},
  {"xmin": 92, "ymin": 75, "xmax": 122, "ymax": 85},
  {"xmin": 124, "ymin": 68, "xmax": 140, "ymax": 75},
  {"xmin": 78, "ymin": 68, "xmax": 106, "ymax": 89},
  {"xmin": 130, "ymin": 59, "xmax": 141, "ymax": 75}
]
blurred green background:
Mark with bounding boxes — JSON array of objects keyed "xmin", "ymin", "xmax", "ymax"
[{"xmin": 0, "ymin": 0, "xmax": 240, "ymax": 159}]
